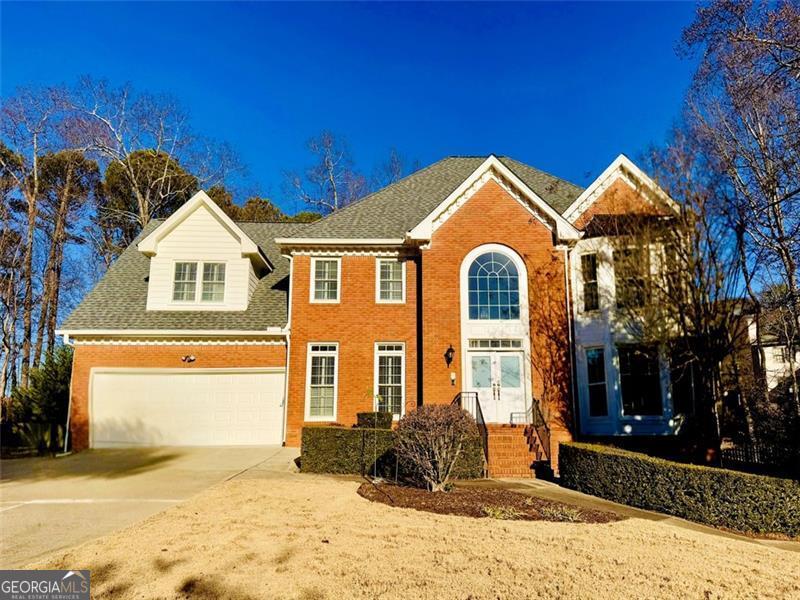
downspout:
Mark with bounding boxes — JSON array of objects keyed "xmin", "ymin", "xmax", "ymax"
[
  {"xmin": 562, "ymin": 245, "xmax": 579, "ymax": 438},
  {"xmin": 416, "ymin": 253, "xmax": 424, "ymax": 407},
  {"xmin": 280, "ymin": 254, "xmax": 294, "ymax": 446}
]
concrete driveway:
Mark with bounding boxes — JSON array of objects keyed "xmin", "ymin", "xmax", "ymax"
[{"xmin": 0, "ymin": 446, "xmax": 299, "ymax": 568}]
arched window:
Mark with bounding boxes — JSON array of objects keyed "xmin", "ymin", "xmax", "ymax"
[{"xmin": 468, "ymin": 252, "xmax": 520, "ymax": 320}]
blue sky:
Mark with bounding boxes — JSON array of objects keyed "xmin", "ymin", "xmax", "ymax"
[{"xmin": 1, "ymin": 1, "xmax": 699, "ymax": 215}]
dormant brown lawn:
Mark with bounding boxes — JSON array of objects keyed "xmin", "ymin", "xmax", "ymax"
[{"xmin": 32, "ymin": 475, "xmax": 799, "ymax": 600}]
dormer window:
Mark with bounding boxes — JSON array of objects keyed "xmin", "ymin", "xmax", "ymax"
[
  {"xmin": 172, "ymin": 261, "xmax": 226, "ymax": 304},
  {"xmin": 202, "ymin": 263, "xmax": 226, "ymax": 302},
  {"xmin": 173, "ymin": 263, "xmax": 198, "ymax": 301}
]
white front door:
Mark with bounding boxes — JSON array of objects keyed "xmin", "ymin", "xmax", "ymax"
[{"xmin": 468, "ymin": 351, "xmax": 525, "ymax": 423}]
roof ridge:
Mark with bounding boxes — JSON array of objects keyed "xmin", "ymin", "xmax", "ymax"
[
  {"xmin": 305, "ymin": 155, "xmax": 462, "ymax": 223},
  {"xmin": 498, "ymin": 156, "xmax": 584, "ymax": 193}
]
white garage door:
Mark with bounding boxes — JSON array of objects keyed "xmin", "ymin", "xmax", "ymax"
[{"xmin": 90, "ymin": 369, "xmax": 285, "ymax": 447}]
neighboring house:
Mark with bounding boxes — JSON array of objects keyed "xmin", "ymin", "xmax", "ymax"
[
  {"xmin": 59, "ymin": 154, "xmax": 679, "ymax": 476},
  {"xmin": 746, "ymin": 311, "xmax": 800, "ymax": 392}
]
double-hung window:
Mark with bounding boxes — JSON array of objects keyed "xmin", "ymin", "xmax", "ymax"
[
  {"xmin": 311, "ymin": 258, "xmax": 340, "ymax": 302},
  {"xmin": 172, "ymin": 261, "xmax": 225, "ymax": 303},
  {"xmin": 306, "ymin": 344, "xmax": 338, "ymax": 419},
  {"xmin": 173, "ymin": 262, "xmax": 198, "ymax": 301},
  {"xmin": 376, "ymin": 259, "xmax": 405, "ymax": 303},
  {"xmin": 585, "ymin": 347, "xmax": 608, "ymax": 417},
  {"xmin": 618, "ymin": 344, "xmax": 662, "ymax": 416},
  {"xmin": 614, "ymin": 248, "xmax": 648, "ymax": 309},
  {"xmin": 202, "ymin": 263, "xmax": 226, "ymax": 302},
  {"xmin": 375, "ymin": 343, "xmax": 404, "ymax": 418},
  {"xmin": 581, "ymin": 254, "xmax": 599, "ymax": 312}
]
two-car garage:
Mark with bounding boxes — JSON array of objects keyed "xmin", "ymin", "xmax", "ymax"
[{"xmin": 89, "ymin": 368, "xmax": 286, "ymax": 447}]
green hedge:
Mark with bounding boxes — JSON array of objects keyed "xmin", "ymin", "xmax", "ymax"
[
  {"xmin": 301, "ymin": 426, "xmax": 395, "ymax": 475},
  {"xmin": 559, "ymin": 442, "xmax": 800, "ymax": 537},
  {"xmin": 301, "ymin": 426, "xmax": 485, "ymax": 479},
  {"xmin": 356, "ymin": 412, "xmax": 393, "ymax": 430}
]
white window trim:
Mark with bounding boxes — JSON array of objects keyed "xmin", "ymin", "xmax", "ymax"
[
  {"xmin": 578, "ymin": 252, "xmax": 600, "ymax": 314},
  {"xmin": 463, "ymin": 245, "xmax": 526, "ymax": 323},
  {"xmin": 374, "ymin": 342, "xmax": 405, "ymax": 419},
  {"xmin": 585, "ymin": 346, "xmax": 608, "ymax": 419},
  {"xmin": 375, "ymin": 258, "xmax": 406, "ymax": 304},
  {"xmin": 310, "ymin": 257, "xmax": 341, "ymax": 304},
  {"xmin": 304, "ymin": 342, "xmax": 339, "ymax": 422},
  {"xmin": 171, "ymin": 260, "xmax": 227, "ymax": 306}
]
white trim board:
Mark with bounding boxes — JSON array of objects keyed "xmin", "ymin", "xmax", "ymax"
[
  {"xmin": 137, "ymin": 190, "xmax": 271, "ymax": 270},
  {"xmin": 562, "ymin": 154, "xmax": 680, "ymax": 224},
  {"xmin": 407, "ymin": 155, "xmax": 582, "ymax": 243}
]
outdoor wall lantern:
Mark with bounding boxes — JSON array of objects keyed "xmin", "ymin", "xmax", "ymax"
[{"xmin": 444, "ymin": 344, "xmax": 455, "ymax": 367}]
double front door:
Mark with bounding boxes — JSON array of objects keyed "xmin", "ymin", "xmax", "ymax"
[{"xmin": 468, "ymin": 351, "xmax": 526, "ymax": 423}]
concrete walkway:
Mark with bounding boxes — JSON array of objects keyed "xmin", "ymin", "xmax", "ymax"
[
  {"xmin": 0, "ymin": 446, "xmax": 299, "ymax": 568},
  {"xmin": 462, "ymin": 477, "xmax": 800, "ymax": 553}
]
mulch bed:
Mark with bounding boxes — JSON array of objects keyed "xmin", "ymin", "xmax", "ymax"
[{"xmin": 358, "ymin": 482, "xmax": 623, "ymax": 524}]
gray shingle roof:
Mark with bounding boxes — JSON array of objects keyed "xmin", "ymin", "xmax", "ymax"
[
  {"xmin": 62, "ymin": 221, "xmax": 308, "ymax": 332},
  {"xmin": 296, "ymin": 156, "xmax": 584, "ymax": 239},
  {"xmin": 64, "ymin": 155, "xmax": 583, "ymax": 332}
]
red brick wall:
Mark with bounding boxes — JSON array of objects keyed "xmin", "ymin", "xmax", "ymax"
[
  {"xmin": 420, "ymin": 179, "xmax": 573, "ymax": 458},
  {"xmin": 574, "ymin": 178, "xmax": 668, "ymax": 229},
  {"xmin": 70, "ymin": 343, "xmax": 286, "ymax": 450},
  {"xmin": 285, "ymin": 255, "xmax": 417, "ymax": 446}
]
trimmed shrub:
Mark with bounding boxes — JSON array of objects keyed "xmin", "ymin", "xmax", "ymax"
[
  {"xmin": 356, "ymin": 412, "xmax": 393, "ymax": 430},
  {"xmin": 301, "ymin": 426, "xmax": 395, "ymax": 476},
  {"xmin": 300, "ymin": 423, "xmax": 485, "ymax": 481},
  {"xmin": 451, "ymin": 435, "xmax": 486, "ymax": 479},
  {"xmin": 559, "ymin": 442, "xmax": 800, "ymax": 537},
  {"xmin": 396, "ymin": 404, "xmax": 481, "ymax": 491}
]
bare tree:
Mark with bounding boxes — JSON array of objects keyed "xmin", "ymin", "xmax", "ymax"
[
  {"xmin": 371, "ymin": 148, "xmax": 419, "ymax": 189},
  {"xmin": 33, "ymin": 151, "xmax": 99, "ymax": 362},
  {"xmin": 284, "ymin": 131, "xmax": 367, "ymax": 214},
  {"xmin": 682, "ymin": 0, "xmax": 800, "ymax": 418},
  {"xmin": 67, "ymin": 77, "xmax": 239, "ymax": 260},
  {"xmin": 0, "ymin": 87, "xmax": 67, "ymax": 386},
  {"xmin": 592, "ymin": 135, "xmax": 748, "ymax": 454}
]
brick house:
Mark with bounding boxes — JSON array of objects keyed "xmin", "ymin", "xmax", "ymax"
[{"xmin": 60, "ymin": 154, "xmax": 679, "ymax": 476}]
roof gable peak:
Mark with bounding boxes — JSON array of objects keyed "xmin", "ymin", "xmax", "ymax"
[
  {"xmin": 407, "ymin": 155, "xmax": 581, "ymax": 242},
  {"xmin": 562, "ymin": 154, "xmax": 679, "ymax": 223},
  {"xmin": 137, "ymin": 190, "xmax": 270, "ymax": 269}
]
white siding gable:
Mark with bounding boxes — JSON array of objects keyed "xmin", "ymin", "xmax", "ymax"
[{"xmin": 145, "ymin": 204, "xmax": 254, "ymax": 312}]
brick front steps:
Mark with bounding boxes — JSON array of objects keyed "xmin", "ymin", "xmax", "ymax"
[{"xmin": 486, "ymin": 424, "xmax": 538, "ymax": 478}]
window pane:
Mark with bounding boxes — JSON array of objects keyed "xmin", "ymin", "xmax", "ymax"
[
  {"xmin": 309, "ymin": 352, "xmax": 336, "ymax": 417},
  {"xmin": 471, "ymin": 356, "xmax": 492, "ymax": 388},
  {"xmin": 589, "ymin": 385, "xmax": 608, "ymax": 417},
  {"xmin": 618, "ymin": 345, "xmax": 662, "ymax": 416},
  {"xmin": 201, "ymin": 263, "xmax": 225, "ymax": 302},
  {"xmin": 173, "ymin": 262, "xmax": 197, "ymax": 301},
  {"xmin": 615, "ymin": 249, "xmax": 648, "ymax": 309},
  {"xmin": 586, "ymin": 348, "xmax": 607, "ymax": 417},
  {"xmin": 314, "ymin": 260, "xmax": 339, "ymax": 300},
  {"xmin": 468, "ymin": 252, "xmax": 520, "ymax": 320},
  {"xmin": 500, "ymin": 356, "xmax": 521, "ymax": 388},
  {"xmin": 378, "ymin": 260, "xmax": 403, "ymax": 301}
]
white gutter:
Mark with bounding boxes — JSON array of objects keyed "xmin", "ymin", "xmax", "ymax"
[
  {"xmin": 274, "ymin": 238, "xmax": 405, "ymax": 247},
  {"xmin": 56, "ymin": 328, "xmax": 289, "ymax": 338}
]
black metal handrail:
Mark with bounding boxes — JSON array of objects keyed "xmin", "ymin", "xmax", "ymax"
[
  {"xmin": 453, "ymin": 391, "xmax": 489, "ymax": 468},
  {"xmin": 530, "ymin": 398, "xmax": 551, "ymax": 462}
]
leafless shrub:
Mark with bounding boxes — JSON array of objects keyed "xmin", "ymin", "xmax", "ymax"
[{"xmin": 395, "ymin": 404, "xmax": 478, "ymax": 492}]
